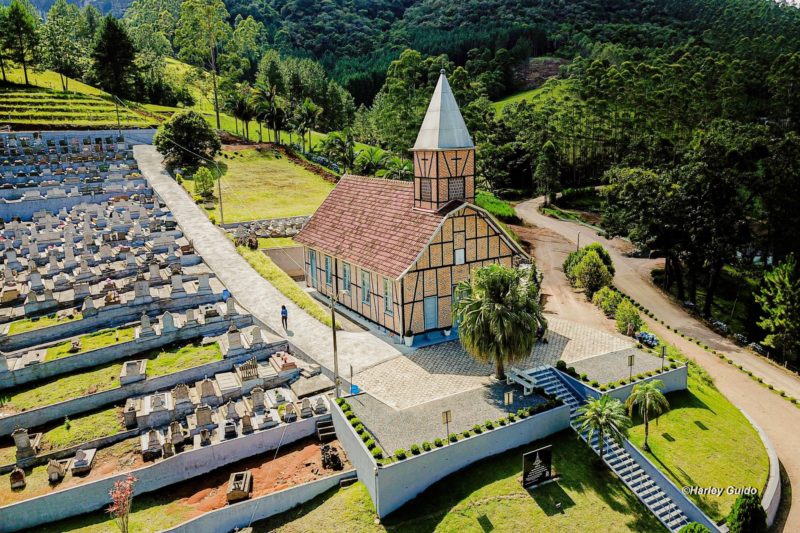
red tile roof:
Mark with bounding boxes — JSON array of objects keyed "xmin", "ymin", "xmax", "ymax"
[{"xmin": 295, "ymin": 175, "xmax": 445, "ymax": 279}]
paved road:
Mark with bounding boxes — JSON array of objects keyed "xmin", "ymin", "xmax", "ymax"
[
  {"xmin": 134, "ymin": 145, "xmax": 402, "ymax": 374},
  {"xmin": 517, "ymin": 196, "xmax": 800, "ymax": 531}
]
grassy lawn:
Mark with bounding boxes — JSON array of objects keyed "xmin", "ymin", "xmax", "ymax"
[
  {"xmin": 236, "ymin": 246, "xmax": 333, "ymax": 328},
  {"xmin": 259, "ymin": 237, "xmax": 297, "ymax": 248},
  {"xmin": 3, "ymin": 66, "xmax": 106, "ymax": 96},
  {"xmin": 6, "ymin": 341, "xmax": 220, "ymax": 412},
  {"xmin": 45, "ymin": 327, "xmax": 136, "ymax": 361},
  {"xmin": 628, "ymin": 364, "xmax": 768, "ymax": 521},
  {"xmin": 492, "ymin": 78, "xmax": 577, "ymax": 115},
  {"xmin": 256, "ymin": 432, "xmax": 664, "ymax": 532},
  {"xmin": 7, "ymin": 311, "xmax": 83, "ymax": 336},
  {"xmin": 0, "ymin": 407, "xmax": 123, "ymax": 467},
  {"xmin": 181, "ymin": 148, "xmax": 334, "ymax": 223}
]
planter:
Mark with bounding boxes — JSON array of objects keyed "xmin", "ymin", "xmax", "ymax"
[{"xmin": 403, "ymin": 335, "xmax": 414, "ymax": 347}]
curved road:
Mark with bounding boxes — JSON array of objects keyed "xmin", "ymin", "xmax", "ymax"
[{"xmin": 517, "ymin": 197, "xmax": 800, "ymax": 531}]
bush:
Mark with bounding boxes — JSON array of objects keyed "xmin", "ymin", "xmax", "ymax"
[
  {"xmin": 154, "ymin": 110, "xmax": 221, "ymax": 169},
  {"xmin": 350, "ymin": 417, "xmax": 361, "ymax": 427},
  {"xmin": 678, "ymin": 523, "xmax": 712, "ymax": 533},
  {"xmin": 517, "ymin": 408, "xmax": 528, "ymax": 418},
  {"xmin": 422, "ymin": 441, "xmax": 432, "ymax": 452},
  {"xmin": 193, "ymin": 167, "xmax": 215, "ymax": 199},
  {"xmin": 434, "ymin": 438, "xmax": 444, "ymax": 448},
  {"xmin": 592, "ymin": 286, "xmax": 623, "ymax": 317},
  {"xmin": 485, "ymin": 420, "xmax": 495, "ymax": 430},
  {"xmin": 394, "ymin": 448, "xmax": 407, "ymax": 460},
  {"xmin": 462, "ymin": 429, "xmax": 472, "ymax": 438},
  {"xmin": 365, "ymin": 439, "xmax": 376, "ymax": 450},
  {"xmin": 726, "ymin": 493, "xmax": 766, "ymax": 533},
  {"xmin": 508, "ymin": 413, "xmax": 516, "ymax": 422},
  {"xmin": 371, "ymin": 447, "xmax": 383, "ymax": 459},
  {"xmin": 355, "ymin": 424, "xmax": 365, "ymax": 435},
  {"xmin": 580, "ymin": 373, "xmax": 588, "ymax": 382},
  {"xmin": 498, "ymin": 417, "xmax": 507, "ymax": 426},
  {"xmin": 472, "ymin": 424, "xmax": 483, "ymax": 434},
  {"xmin": 361, "ymin": 432, "xmax": 370, "ymax": 443},
  {"xmin": 555, "ymin": 360, "xmax": 567, "ymax": 371},
  {"xmin": 590, "ymin": 380, "xmax": 600, "ymax": 387},
  {"xmin": 335, "ymin": 398, "xmax": 346, "ymax": 407},
  {"xmin": 410, "ymin": 444, "xmax": 421, "ymax": 455},
  {"xmin": 344, "ymin": 410, "xmax": 355, "ymax": 420},
  {"xmin": 564, "ymin": 243, "xmax": 615, "ymax": 286},
  {"xmin": 615, "ymin": 299, "xmax": 643, "ymax": 335},
  {"xmin": 449, "ymin": 433, "xmax": 459, "ymax": 443},
  {"xmin": 572, "ymin": 250, "xmax": 613, "ymax": 297}
]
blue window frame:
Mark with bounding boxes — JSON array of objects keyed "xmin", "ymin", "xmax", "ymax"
[{"xmin": 324, "ymin": 256, "xmax": 332, "ymax": 286}]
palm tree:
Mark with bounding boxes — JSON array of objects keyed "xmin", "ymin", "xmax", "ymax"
[
  {"xmin": 296, "ymin": 97, "xmax": 323, "ymax": 153},
  {"xmin": 575, "ymin": 395, "xmax": 631, "ymax": 460},
  {"xmin": 250, "ymin": 82, "xmax": 277, "ymax": 143},
  {"xmin": 626, "ymin": 379, "xmax": 669, "ymax": 452},
  {"xmin": 355, "ymin": 146, "xmax": 388, "ymax": 176},
  {"xmin": 223, "ymin": 84, "xmax": 255, "ymax": 141},
  {"xmin": 453, "ymin": 264, "xmax": 546, "ymax": 380},
  {"xmin": 320, "ymin": 130, "xmax": 357, "ymax": 173},
  {"xmin": 377, "ymin": 156, "xmax": 413, "ymax": 181}
]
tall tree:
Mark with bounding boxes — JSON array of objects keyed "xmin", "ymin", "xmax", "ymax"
[
  {"xmin": 175, "ymin": 0, "xmax": 231, "ymax": 129},
  {"xmin": 154, "ymin": 110, "xmax": 221, "ymax": 169},
  {"xmin": 755, "ymin": 255, "xmax": 800, "ymax": 362},
  {"xmin": 90, "ymin": 16, "xmax": 136, "ymax": 98},
  {"xmin": 625, "ymin": 379, "xmax": 669, "ymax": 452},
  {"xmin": 0, "ymin": 4, "xmax": 8, "ymax": 83},
  {"xmin": 533, "ymin": 140, "xmax": 560, "ymax": 205},
  {"xmin": 39, "ymin": 0, "xmax": 84, "ymax": 91},
  {"xmin": 2, "ymin": 0, "xmax": 39, "ymax": 86},
  {"xmin": 453, "ymin": 263, "xmax": 546, "ymax": 380},
  {"xmin": 575, "ymin": 395, "xmax": 631, "ymax": 460}
]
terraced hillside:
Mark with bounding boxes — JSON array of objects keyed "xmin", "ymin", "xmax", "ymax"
[{"xmin": 0, "ymin": 86, "xmax": 157, "ymax": 129}]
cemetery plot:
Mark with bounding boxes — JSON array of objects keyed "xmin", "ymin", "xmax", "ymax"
[
  {"xmin": 43, "ymin": 326, "xmax": 137, "ymax": 361},
  {"xmin": 40, "ymin": 438, "xmax": 350, "ymax": 532}
]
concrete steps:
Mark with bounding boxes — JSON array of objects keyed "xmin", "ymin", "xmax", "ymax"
[{"xmin": 527, "ymin": 367, "xmax": 692, "ymax": 532}]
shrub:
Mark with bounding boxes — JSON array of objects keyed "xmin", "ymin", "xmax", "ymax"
[
  {"xmin": 567, "ymin": 366, "xmax": 577, "ymax": 376},
  {"xmin": 449, "ymin": 433, "xmax": 458, "ymax": 443},
  {"xmin": 474, "ymin": 191, "xmax": 521, "ymax": 223},
  {"xmin": 726, "ymin": 493, "xmax": 766, "ymax": 533},
  {"xmin": 615, "ymin": 299, "xmax": 643, "ymax": 335},
  {"xmin": 472, "ymin": 424, "xmax": 483, "ymax": 434},
  {"xmin": 63, "ymin": 416, "xmax": 71, "ymax": 431},
  {"xmin": 365, "ymin": 439, "xmax": 377, "ymax": 450},
  {"xmin": 590, "ymin": 380, "xmax": 600, "ymax": 387},
  {"xmin": 592, "ymin": 286, "xmax": 623, "ymax": 317},
  {"xmin": 394, "ymin": 448, "xmax": 407, "ymax": 460},
  {"xmin": 350, "ymin": 417, "xmax": 361, "ymax": 427},
  {"xmin": 361, "ymin": 432, "xmax": 370, "ymax": 443},
  {"xmin": 679, "ymin": 523, "xmax": 712, "ymax": 533},
  {"xmin": 670, "ymin": 362, "xmax": 678, "ymax": 369},
  {"xmin": 422, "ymin": 441, "xmax": 432, "ymax": 452},
  {"xmin": 517, "ymin": 408, "xmax": 528, "ymax": 418},
  {"xmin": 335, "ymin": 398, "xmax": 346, "ymax": 407},
  {"xmin": 498, "ymin": 418, "xmax": 507, "ymax": 426},
  {"xmin": 485, "ymin": 420, "xmax": 495, "ymax": 430},
  {"xmin": 434, "ymin": 438, "xmax": 444, "ymax": 447},
  {"xmin": 410, "ymin": 444, "xmax": 421, "ymax": 455},
  {"xmin": 209, "ymin": 215, "xmax": 216, "ymax": 225},
  {"xmin": 508, "ymin": 413, "xmax": 516, "ymax": 422},
  {"xmin": 154, "ymin": 109, "xmax": 221, "ymax": 169},
  {"xmin": 371, "ymin": 447, "xmax": 383, "ymax": 459},
  {"xmin": 572, "ymin": 250, "xmax": 613, "ymax": 297},
  {"xmin": 355, "ymin": 424, "xmax": 365, "ymax": 435},
  {"xmin": 599, "ymin": 385, "xmax": 608, "ymax": 392},
  {"xmin": 344, "ymin": 410, "xmax": 355, "ymax": 420},
  {"xmin": 580, "ymin": 373, "xmax": 588, "ymax": 382},
  {"xmin": 555, "ymin": 360, "xmax": 567, "ymax": 371},
  {"xmin": 193, "ymin": 167, "xmax": 215, "ymax": 199},
  {"xmin": 462, "ymin": 429, "xmax": 472, "ymax": 438}
]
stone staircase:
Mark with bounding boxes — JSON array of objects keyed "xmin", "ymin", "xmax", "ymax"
[{"xmin": 525, "ymin": 366, "xmax": 698, "ymax": 532}]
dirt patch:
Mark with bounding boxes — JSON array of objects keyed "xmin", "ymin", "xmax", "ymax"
[{"xmin": 512, "ymin": 57, "xmax": 569, "ymax": 90}]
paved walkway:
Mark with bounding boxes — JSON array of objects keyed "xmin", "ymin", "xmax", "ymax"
[
  {"xmin": 134, "ymin": 145, "xmax": 402, "ymax": 374},
  {"xmin": 517, "ymin": 196, "xmax": 800, "ymax": 531}
]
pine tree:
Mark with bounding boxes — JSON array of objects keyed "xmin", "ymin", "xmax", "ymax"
[{"xmin": 90, "ymin": 16, "xmax": 136, "ymax": 98}]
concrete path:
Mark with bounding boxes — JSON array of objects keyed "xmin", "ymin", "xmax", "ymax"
[
  {"xmin": 517, "ymin": 196, "xmax": 800, "ymax": 531},
  {"xmin": 134, "ymin": 145, "xmax": 402, "ymax": 374}
]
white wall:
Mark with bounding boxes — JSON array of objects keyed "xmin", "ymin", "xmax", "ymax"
[{"xmin": 0, "ymin": 415, "xmax": 324, "ymax": 532}]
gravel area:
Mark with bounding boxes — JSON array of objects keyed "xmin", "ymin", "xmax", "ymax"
[
  {"xmin": 347, "ymin": 383, "xmax": 547, "ymax": 453},
  {"xmin": 570, "ymin": 348, "xmax": 664, "ymax": 385}
]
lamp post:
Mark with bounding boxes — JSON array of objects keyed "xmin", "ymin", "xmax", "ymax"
[
  {"xmin": 330, "ymin": 289, "xmax": 349, "ymax": 398},
  {"xmin": 577, "ymin": 231, "xmax": 581, "ymax": 251}
]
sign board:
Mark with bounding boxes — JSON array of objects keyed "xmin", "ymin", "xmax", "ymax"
[
  {"xmin": 442, "ymin": 410, "xmax": 452, "ymax": 424},
  {"xmin": 627, "ymin": 353, "xmax": 635, "ymax": 367},
  {"xmin": 522, "ymin": 445, "xmax": 553, "ymax": 489}
]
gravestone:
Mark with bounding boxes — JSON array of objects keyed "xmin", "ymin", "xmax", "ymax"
[
  {"xmin": 282, "ymin": 402, "xmax": 296, "ymax": 422},
  {"xmin": 160, "ymin": 312, "xmax": 176, "ymax": 333},
  {"xmin": 139, "ymin": 313, "xmax": 155, "ymax": 337},
  {"xmin": 13, "ymin": 427, "xmax": 41, "ymax": 460},
  {"xmin": 47, "ymin": 459, "xmax": 70, "ymax": 482},
  {"xmin": 169, "ymin": 420, "xmax": 185, "ymax": 447},
  {"xmin": 169, "ymin": 274, "xmax": 185, "ymax": 296},
  {"xmin": 241, "ymin": 413, "xmax": 254, "ymax": 434},
  {"xmin": 10, "ymin": 467, "xmax": 25, "ymax": 489},
  {"xmin": 196, "ymin": 273, "xmax": 212, "ymax": 295},
  {"xmin": 314, "ymin": 397, "xmax": 327, "ymax": 414},
  {"xmin": 250, "ymin": 387, "xmax": 265, "ymax": 410},
  {"xmin": 226, "ymin": 298, "xmax": 237, "ymax": 317},
  {"xmin": 199, "ymin": 428, "xmax": 211, "ymax": 446},
  {"xmin": 300, "ymin": 398, "xmax": 313, "ymax": 418},
  {"xmin": 195, "ymin": 404, "xmax": 213, "ymax": 426}
]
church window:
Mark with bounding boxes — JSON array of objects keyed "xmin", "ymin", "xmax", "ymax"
[
  {"xmin": 383, "ymin": 278, "xmax": 393, "ymax": 315},
  {"xmin": 448, "ymin": 178, "xmax": 464, "ymax": 200},
  {"xmin": 324, "ymin": 256, "xmax": 332, "ymax": 285},
  {"xmin": 455, "ymin": 248, "xmax": 465, "ymax": 265},
  {"xmin": 421, "ymin": 179, "xmax": 432, "ymax": 201},
  {"xmin": 362, "ymin": 271, "xmax": 371, "ymax": 304}
]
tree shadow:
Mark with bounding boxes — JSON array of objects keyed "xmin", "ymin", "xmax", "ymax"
[{"xmin": 529, "ymin": 480, "xmax": 576, "ymax": 516}]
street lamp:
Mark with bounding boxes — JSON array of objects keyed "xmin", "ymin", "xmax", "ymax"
[{"xmin": 330, "ymin": 289, "xmax": 349, "ymax": 398}]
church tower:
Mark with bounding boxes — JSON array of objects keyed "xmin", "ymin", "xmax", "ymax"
[{"xmin": 412, "ymin": 70, "xmax": 475, "ymax": 211}]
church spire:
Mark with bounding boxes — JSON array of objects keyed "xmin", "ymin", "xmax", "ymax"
[{"xmin": 413, "ymin": 69, "xmax": 474, "ymax": 151}]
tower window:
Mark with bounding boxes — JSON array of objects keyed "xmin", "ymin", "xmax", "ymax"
[
  {"xmin": 448, "ymin": 178, "xmax": 465, "ymax": 200},
  {"xmin": 421, "ymin": 179, "xmax": 432, "ymax": 201}
]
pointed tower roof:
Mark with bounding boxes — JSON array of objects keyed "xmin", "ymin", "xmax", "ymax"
[{"xmin": 413, "ymin": 70, "xmax": 474, "ymax": 151}]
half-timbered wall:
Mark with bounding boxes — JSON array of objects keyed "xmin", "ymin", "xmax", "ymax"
[
  {"xmin": 303, "ymin": 247, "xmax": 404, "ymax": 335},
  {"xmin": 402, "ymin": 207, "xmax": 518, "ymax": 334},
  {"xmin": 413, "ymin": 149, "xmax": 475, "ymax": 211}
]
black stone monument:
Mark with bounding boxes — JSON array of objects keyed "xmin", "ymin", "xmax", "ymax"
[{"xmin": 522, "ymin": 445, "xmax": 553, "ymax": 489}]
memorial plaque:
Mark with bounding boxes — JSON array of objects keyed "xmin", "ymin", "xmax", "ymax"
[{"xmin": 522, "ymin": 445, "xmax": 553, "ymax": 489}]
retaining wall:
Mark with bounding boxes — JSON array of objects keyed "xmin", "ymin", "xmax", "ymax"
[
  {"xmin": 0, "ymin": 340, "xmax": 287, "ymax": 436},
  {"xmin": 0, "ymin": 315, "xmax": 253, "ymax": 390},
  {"xmin": 557, "ymin": 364, "xmax": 688, "ymax": 402},
  {"xmin": 0, "ymin": 292, "xmax": 224, "ymax": 352},
  {"xmin": 331, "ymin": 397, "xmax": 572, "ymax": 518},
  {"xmin": 162, "ymin": 470, "xmax": 356, "ymax": 533},
  {"xmin": 740, "ymin": 410, "xmax": 782, "ymax": 526},
  {"xmin": 0, "ymin": 414, "xmax": 325, "ymax": 533}
]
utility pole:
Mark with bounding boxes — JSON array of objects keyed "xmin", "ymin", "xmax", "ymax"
[{"xmin": 216, "ymin": 163, "xmax": 224, "ymax": 225}]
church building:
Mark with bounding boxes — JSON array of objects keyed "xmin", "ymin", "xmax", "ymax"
[{"xmin": 295, "ymin": 70, "xmax": 527, "ymax": 342}]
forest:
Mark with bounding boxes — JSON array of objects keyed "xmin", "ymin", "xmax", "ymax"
[{"xmin": 2, "ymin": 0, "xmax": 800, "ymax": 362}]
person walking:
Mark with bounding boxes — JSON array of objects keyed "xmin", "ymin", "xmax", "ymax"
[{"xmin": 281, "ymin": 305, "xmax": 288, "ymax": 330}]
